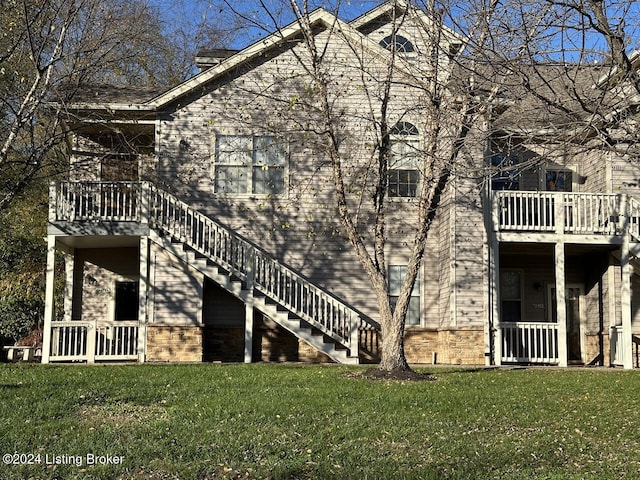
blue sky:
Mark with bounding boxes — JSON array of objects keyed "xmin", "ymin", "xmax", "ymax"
[{"xmin": 151, "ymin": 0, "xmax": 639, "ymax": 61}]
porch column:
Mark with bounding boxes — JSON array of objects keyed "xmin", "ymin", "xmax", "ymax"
[
  {"xmin": 138, "ymin": 236, "xmax": 149, "ymax": 363},
  {"xmin": 244, "ymin": 305, "xmax": 253, "ymax": 363},
  {"xmin": 41, "ymin": 235, "xmax": 57, "ymax": 363},
  {"xmin": 555, "ymin": 242, "xmax": 568, "ymax": 367},
  {"xmin": 62, "ymin": 249, "xmax": 75, "ymax": 322},
  {"xmin": 244, "ymin": 251, "xmax": 255, "ymax": 363},
  {"xmin": 621, "ymin": 195, "xmax": 633, "ymax": 369},
  {"xmin": 489, "ymin": 234, "xmax": 501, "ymax": 366}
]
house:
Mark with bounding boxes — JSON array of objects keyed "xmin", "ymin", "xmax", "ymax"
[{"xmin": 42, "ymin": 0, "xmax": 640, "ymax": 368}]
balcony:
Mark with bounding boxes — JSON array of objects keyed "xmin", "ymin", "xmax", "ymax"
[{"xmin": 492, "ymin": 191, "xmax": 640, "ymax": 243}]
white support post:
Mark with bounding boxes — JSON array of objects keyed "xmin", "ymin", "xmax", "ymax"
[
  {"xmin": 349, "ymin": 314, "xmax": 360, "ymax": 361},
  {"xmin": 41, "ymin": 235, "xmax": 57, "ymax": 364},
  {"xmin": 244, "ymin": 250, "xmax": 255, "ymax": 363},
  {"xmin": 489, "ymin": 190, "xmax": 502, "ymax": 366},
  {"xmin": 554, "ymin": 194, "xmax": 568, "ymax": 367},
  {"xmin": 63, "ymin": 250, "xmax": 75, "ymax": 322},
  {"xmin": 606, "ymin": 255, "xmax": 618, "ymax": 366},
  {"xmin": 620, "ymin": 195, "xmax": 633, "ymax": 369},
  {"xmin": 490, "ymin": 236, "xmax": 501, "ymax": 366},
  {"xmin": 138, "ymin": 236, "xmax": 149, "ymax": 363},
  {"xmin": 555, "ymin": 241, "xmax": 568, "ymax": 367}
]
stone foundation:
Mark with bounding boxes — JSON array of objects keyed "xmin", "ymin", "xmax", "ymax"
[
  {"xmin": 404, "ymin": 327, "xmax": 485, "ymax": 365},
  {"xmin": 146, "ymin": 325, "xmax": 203, "ymax": 362},
  {"xmin": 203, "ymin": 326, "xmax": 244, "ymax": 362},
  {"xmin": 258, "ymin": 317, "xmax": 299, "ymax": 362}
]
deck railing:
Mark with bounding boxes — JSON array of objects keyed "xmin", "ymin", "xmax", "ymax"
[
  {"xmin": 52, "ymin": 181, "xmax": 143, "ymax": 222},
  {"xmin": 494, "ymin": 191, "xmax": 627, "ymax": 236},
  {"xmin": 149, "ymin": 187, "xmax": 361, "ymax": 355},
  {"xmin": 49, "ymin": 321, "xmax": 139, "ymax": 362},
  {"xmin": 501, "ymin": 322, "xmax": 559, "ymax": 364}
]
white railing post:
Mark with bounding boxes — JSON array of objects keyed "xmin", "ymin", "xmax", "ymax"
[
  {"xmin": 48, "ymin": 181, "xmax": 57, "ymax": 222},
  {"xmin": 86, "ymin": 321, "xmax": 96, "ymax": 364},
  {"xmin": 244, "ymin": 249, "xmax": 255, "ymax": 364},
  {"xmin": 349, "ymin": 314, "xmax": 360, "ymax": 359}
]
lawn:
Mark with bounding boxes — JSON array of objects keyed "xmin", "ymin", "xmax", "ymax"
[{"xmin": 0, "ymin": 364, "xmax": 639, "ymax": 479}]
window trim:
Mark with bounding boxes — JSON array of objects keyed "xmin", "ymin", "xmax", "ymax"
[
  {"xmin": 212, "ymin": 134, "xmax": 288, "ymax": 197},
  {"xmin": 542, "ymin": 167, "xmax": 574, "ymax": 192},
  {"xmin": 379, "ymin": 34, "xmax": 416, "ymax": 54},
  {"xmin": 388, "ymin": 122, "xmax": 420, "ymax": 198}
]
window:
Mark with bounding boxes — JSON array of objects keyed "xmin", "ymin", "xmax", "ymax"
[
  {"xmin": 214, "ymin": 135, "xmax": 286, "ymax": 195},
  {"xmin": 490, "ymin": 139, "xmax": 522, "ymax": 191},
  {"xmin": 380, "ymin": 34, "xmax": 415, "ymax": 53},
  {"xmin": 389, "ymin": 265, "xmax": 421, "ymax": 326},
  {"xmin": 545, "ymin": 169, "xmax": 572, "ymax": 192},
  {"xmin": 500, "ymin": 271, "xmax": 521, "ymax": 323},
  {"xmin": 388, "ymin": 122, "xmax": 420, "ymax": 197}
]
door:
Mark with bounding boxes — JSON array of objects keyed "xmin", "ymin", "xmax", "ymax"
[{"xmin": 549, "ymin": 285, "xmax": 584, "ymax": 362}]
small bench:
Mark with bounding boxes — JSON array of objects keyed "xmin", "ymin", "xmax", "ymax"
[{"xmin": 3, "ymin": 345, "xmax": 37, "ymax": 362}]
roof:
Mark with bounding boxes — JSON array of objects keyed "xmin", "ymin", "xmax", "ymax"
[
  {"xmin": 451, "ymin": 59, "xmax": 633, "ymax": 136},
  {"xmin": 62, "ymin": 1, "xmax": 461, "ymax": 113},
  {"xmin": 63, "ymin": 84, "xmax": 168, "ymax": 105}
]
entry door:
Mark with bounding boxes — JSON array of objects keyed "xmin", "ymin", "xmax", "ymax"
[{"xmin": 549, "ymin": 285, "xmax": 584, "ymax": 362}]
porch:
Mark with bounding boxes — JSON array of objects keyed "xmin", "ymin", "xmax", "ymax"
[{"xmin": 490, "ymin": 191, "xmax": 639, "ymax": 369}]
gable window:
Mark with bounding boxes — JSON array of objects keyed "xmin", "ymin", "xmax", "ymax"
[
  {"xmin": 389, "ymin": 265, "xmax": 421, "ymax": 326},
  {"xmin": 500, "ymin": 271, "xmax": 522, "ymax": 323},
  {"xmin": 214, "ymin": 135, "xmax": 286, "ymax": 195},
  {"xmin": 380, "ymin": 34, "xmax": 415, "ymax": 53},
  {"xmin": 388, "ymin": 122, "xmax": 420, "ymax": 197}
]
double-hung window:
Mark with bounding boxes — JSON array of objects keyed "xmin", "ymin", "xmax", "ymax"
[
  {"xmin": 388, "ymin": 122, "xmax": 420, "ymax": 197},
  {"xmin": 389, "ymin": 265, "xmax": 421, "ymax": 326},
  {"xmin": 215, "ymin": 135, "xmax": 286, "ymax": 195}
]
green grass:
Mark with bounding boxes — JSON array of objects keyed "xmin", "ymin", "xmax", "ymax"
[{"xmin": 1, "ymin": 364, "xmax": 640, "ymax": 479}]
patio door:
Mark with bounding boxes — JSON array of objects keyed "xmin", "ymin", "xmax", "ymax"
[{"xmin": 549, "ymin": 285, "xmax": 584, "ymax": 362}]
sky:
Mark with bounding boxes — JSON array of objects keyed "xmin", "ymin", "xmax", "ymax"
[{"xmin": 150, "ymin": 0, "xmax": 640, "ymax": 63}]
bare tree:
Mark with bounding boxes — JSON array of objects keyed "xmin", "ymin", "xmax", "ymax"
[
  {"xmin": 0, "ymin": 0, "xmax": 236, "ymax": 211},
  {"xmin": 215, "ymin": 0, "xmax": 640, "ymax": 372}
]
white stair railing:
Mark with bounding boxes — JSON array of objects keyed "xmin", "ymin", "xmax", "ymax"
[{"xmin": 149, "ymin": 186, "xmax": 361, "ymax": 356}]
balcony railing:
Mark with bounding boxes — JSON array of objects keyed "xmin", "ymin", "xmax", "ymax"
[
  {"xmin": 501, "ymin": 322, "xmax": 559, "ymax": 364},
  {"xmin": 52, "ymin": 181, "xmax": 143, "ymax": 222},
  {"xmin": 49, "ymin": 321, "xmax": 139, "ymax": 362},
  {"xmin": 493, "ymin": 191, "xmax": 639, "ymax": 239}
]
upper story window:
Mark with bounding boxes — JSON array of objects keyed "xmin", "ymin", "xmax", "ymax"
[
  {"xmin": 214, "ymin": 135, "xmax": 286, "ymax": 195},
  {"xmin": 490, "ymin": 138, "xmax": 522, "ymax": 191},
  {"xmin": 545, "ymin": 169, "xmax": 572, "ymax": 192},
  {"xmin": 379, "ymin": 34, "xmax": 415, "ymax": 53},
  {"xmin": 389, "ymin": 121, "xmax": 420, "ymax": 198}
]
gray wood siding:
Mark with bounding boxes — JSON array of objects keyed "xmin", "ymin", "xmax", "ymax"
[
  {"xmin": 72, "ymin": 247, "xmax": 139, "ymax": 322},
  {"xmin": 451, "ymin": 129, "xmax": 489, "ymax": 328},
  {"xmin": 151, "ymin": 27, "xmax": 450, "ymax": 325},
  {"xmin": 611, "ymin": 155, "xmax": 640, "ymax": 195},
  {"xmin": 150, "ymin": 244, "xmax": 204, "ymax": 325}
]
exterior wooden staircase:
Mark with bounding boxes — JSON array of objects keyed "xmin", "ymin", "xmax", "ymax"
[{"xmin": 51, "ymin": 181, "xmax": 367, "ymax": 364}]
